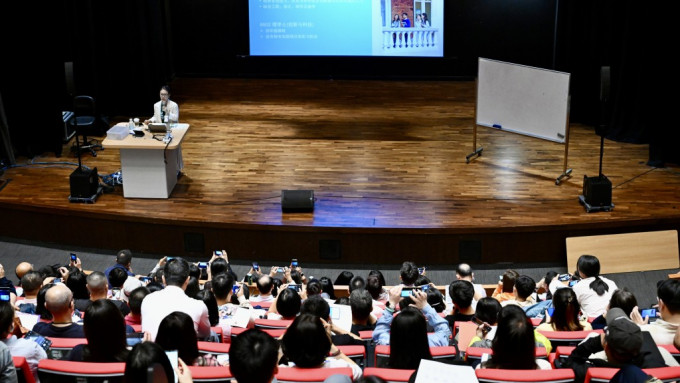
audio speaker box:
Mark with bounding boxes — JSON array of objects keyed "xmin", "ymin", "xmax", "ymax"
[
  {"xmin": 583, "ymin": 175, "xmax": 612, "ymax": 207},
  {"xmin": 70, "ymin": 167, "xmax": 99, "ymax": 198},
  {"xmin": 281, "ymin": 190, "xmax": 314, "ymax": 212}
]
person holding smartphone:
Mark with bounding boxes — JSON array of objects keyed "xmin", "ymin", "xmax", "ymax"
[
  {"xmin": 249, "ymin": 274, "xmax": 275, "ymax": 303},
  {"xmin": 1, "ymin": 301, "xmax": 48, "ymax": 382},
  {"xmin": 0, "ymin": 264, "xmax": 17, "ymax": 306}
]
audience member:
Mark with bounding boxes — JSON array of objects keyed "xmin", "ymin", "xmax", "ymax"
[
  {"xmin": 124, "ymin": 341, "xmax": 193, "ymax": 383},
  {"xmin": 0, "ymin": 264, "xmax": 17, "ymax": 304},
  {"xmin": 445, "ymin": 280, "xmax": 476, "ymax": 328},
  {"xmin": 229, "ymin": 329, "xmax": 279, "ymax": 383},
  {"xmin": 572, "ymin": 255, "xmax": 617, "ymax": 317},
  {"xmin": 35, "ymin": 284, "xmax": 54, "ymax": 320},
  {"xmin": 195, "ymin": 289, "xmax": 219, "ymax": 327},
  {"xmin": 399, "ymin": 262, "xmax": 419, "ymax": 286},
  {"xmin": 15, "ymin": 271, "xmax": 43, "ymax": 314},
  {"xmin": 184, "ymin": 276, "xmax": 201, "ymax": 299},
  {"xmin": 560, "ymin": 308, "xmax": 666, "ymax": 383},
  {"xmin": 455, "ymin": 263, "xmax": 487, "ymax": 300},
  {"xmin": 349, "ymin": 288, "xmax": 376, "ymax": 335},
  {"xmin": 468, "ymin": 297, "xmax": 503, "ymax": 349},
  {"xmin": 502, "ymin": 275, "xmax": 537, "ymax": 308},
  {"xmin": 366, "ymin": 275, "xmax": 387, "ymax": 302},
  {"xmin": 373, "ymin": 286, "xmax": 451, "ymax": 351},
  {"xmin": 126, "ymin": 286, "xmax": 150, "ymax": 326},
  {"xmin": 334, "ymin": 271, "xmax": 354, "ymax": 286},
  {"xmin": 492, "ymin": 269, "xmax": 519, "ymax": 303},
  {"xmin": 250, "ymin": 275, "xmax": 275, "ymax": 303},
  {"xmin": 155, "ymin": 312, "xmax": 221, "ymax": 366},
  {"xmin": 1, "ymin": 301, "xmax": 47, "ymax": 382},
  {"xmin": 65, "ymin": 268, "xmax": 89, "ymax": 300},
  {"xmin": 349, "ymin": 276, "xmax": 366, "ymax": 293},
  {"xmin": 591, "ymin": 288, "xmax": 638, "ymax": 330},
  {"xmin": 266, "ymin": 285, "xmax": 301, "ymax": 320},
  {"xmin": 141, "ymin": 257, "xmax": 211, "ymax": 341},
  {"xmin": 537, "ymin": 288, "xmax": 591, "ymax": 332},
  {"xmin": 32, "ymin": 283, "xmax": 84, "ymax": 338},
  {"xmin": 281, "ymin": 313, "xmax": 363, "ymax": 380},
  {"xmin": 75, "ymin": 271, "xmax": 130, "ymax": 316},
  {"xmin": 64, "ymin": 299, "xmax": 129, "ymax": 362},
  {"xmin": 0, "ymin": 341, "xmax": 17, "ymax": 382},
  {"xmin": 301, "ymin": 295, "xmax": 363, "ymax": 346},
  {"xmin": 536, "ymin": 271, "xmax": 558, "ymax": 300},
  {"xmin": 108, "ymin": 267, "xmax": 129, "ymax": 300},
  {"xmin": 634, "ymin": 279, "xmax": 680, "ymax": 345},
  {"xmin": 15, "ymin": 262, "xmax": 33, "ymax": 286},
  {"xmin": 319, "ymin": 276, "xmax": 337, "ymax": 300},
  {"xmin": 426, "ymin": 287, "xmax": 446, "ymax": 313},
  {"xmin": 305, "ymin": 279, "xmax": 324, "ymax": 298},
  {"xmin": 104, "ymin": 249, "xmax": 135, "ymax": 287},
  {"xmin": 479, "ymin": 305, "xmax": 552, "ymax": 370}
]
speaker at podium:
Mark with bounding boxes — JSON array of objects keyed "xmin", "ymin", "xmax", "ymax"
[{"xmin": 281, "ymin": 190, "xmax": 314, "ymax": 212}]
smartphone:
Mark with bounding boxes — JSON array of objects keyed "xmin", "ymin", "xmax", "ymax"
[
  {"xmin": 291, "ymin": 259, "xmax": 298, "ymax": 267},
  {"xmin": 473, "ymin": 317, "xmax": 492, "ymax": 333},
  {"xmin": 215, "ymin": 250, "xmax": 223, "ymax": 256},
  {"xmin": 641, "ymin": 308, "xmax": 657, "ymax": 318},
  {"xmin": 140, "ymin": 276, "xmax": 151, "ymax": 283},
  {"xmin": 165, "ymin": 350, "xmax": 179, "ymax": 383},
  {"xmin": 53, "ymin": 278, "xmax": 62, "ymax": 284},
  {"xmin": 420, "ymin": 284, "xmax": 431, "ymax": 292},
  {"xmin": 126, "ymin": 332, "xmax": 144, "ymax": 347},
  {"xmin": 400, "ymin": 287, "xmax": 415, "ymax": 297},
  {"xmin": 568, "ymin": 280, "xmax": 578, "ymax": 287},
  {"xmin": 24, "ymin": 330, "xmax": 52, "ymax": 351},
  {"xmin": 232, "ymin": 285, "xmax": 240, "ymax": 295},
  {"xmin": 0, "ymin": 288, "xmax": 10, "ymax": 302},
  {"xmin": 276, "ymin": 267, "xmax": 285, "ymax": 273},
  {"xmin": 288, "ymin": 284, "xmax": 301, "ymax": 292},
  {"xmin": 418, "ymin": 267, "xmax": 426, "ymax": 275},
  {"xmin": 112, "ymin": 288, "xmax": 122, "ymax": 300},
  {"xmin": 558, "ymin": 274, "xmax": 571, "ymax": 282},
  {"xmin": 198, "ymin": 262, "xmax": 208, "ymax": 269},
  {"xmin": 166, "ymin": 256, "xmax": 175, "ymax": 262},
  {"xmin": 252, "ymin": 262, "xmax": 260, "ymax": 272},
  {"xmin": 547, "ymin": 307, "xmax": 555, "ymax": 317},
  {"xmin": 70, "ymin": 253, "xmax": 77, "ymax": 262}
]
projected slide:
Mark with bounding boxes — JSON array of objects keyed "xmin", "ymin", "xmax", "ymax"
[{"xmin": 249, "ymin": 0, "xmax": 444, "ymax": 57}]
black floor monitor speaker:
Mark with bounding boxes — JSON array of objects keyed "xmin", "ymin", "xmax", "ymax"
[
  {"xmin": 582, "ymin": 175, "xmax": 612, "ymax": 207},
  {"xmin": 70, "ymin": 167, "xmax": 99, "ymax": 198},
  {"xmin": 281, "ymin": 190, "xmax": 314, "ymax": 212}
]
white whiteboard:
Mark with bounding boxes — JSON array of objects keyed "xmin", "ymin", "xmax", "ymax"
[{"xmin": 476, "ymin": 57, "xmax": 570, "ymax": 144}]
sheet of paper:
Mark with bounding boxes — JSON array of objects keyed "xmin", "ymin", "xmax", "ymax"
[
  {"xmin": 17, "ymin": 312, "xmax": 40, "ymax": 330},
  {"xmin": 415, "ymin": 359, "xmax": 478, "ymax": 383}
]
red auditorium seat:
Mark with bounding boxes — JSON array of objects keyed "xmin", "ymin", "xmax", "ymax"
[
  {"xmin": 254, "ymin": 318, "xmax": 293, "ymax": 329},
  {"xmin": 335, "ymin": 345, "xmax": 366, "ymax": 367},
  {"xmin": 37, "ymin": 359, "xmax": 125, "ymax": 382},
  {"xmin": 188, "ymin": 365, "xmax": 233, "ymax": 383},
  {"xmin": 251, "ymin": 301, "xmax": 273, "ymax": 310},
  {"xmin": 375, "ymin": 345, "xmax": 459, "ymax": 367},
  {"xmin": 197, "ymin": 341, "xmax": 231, "ymax": 355},
  {"xmin": 275, "ymin": 367, "xmax": 353, "ymax": 383},
  {"xmin": 46, "ymin": 337, "xmax": 86, "ymax": 359},
  {"xmin": 584, "ymin": 366, "xmax": 680, "ymax": 383},
  {"xmin": 465, "ymin": 347, "xmax": 548, "ymax": 364},
  {"xmin": 13, "ymin": 356, "xmax": 36, "ymax": 383},
  {"xmin": 475, "ymin": 368, "xmax": 575, "ymax": 383},
  {"xmin": 551, "ymin": 346, "xmax": 575, "ymax": 368},
  {"xmin": 536, "ymin": 329, "xmax": 603, "ymax": 347},
  {"xmin": 363, "ymin": 367, "xmax": 415, "ymax": 383}
]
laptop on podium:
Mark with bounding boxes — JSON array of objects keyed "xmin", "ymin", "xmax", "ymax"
[{"xmin": 148, "ymin": 123, "xmax": 169, "ymax": 133}]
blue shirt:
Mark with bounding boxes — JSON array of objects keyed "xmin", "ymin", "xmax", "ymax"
[{"xmin": 373, "ymin": 304, "xmax": 451, "ymax": 347}]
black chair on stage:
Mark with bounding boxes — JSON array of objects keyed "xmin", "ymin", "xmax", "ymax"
[{"xmin": 70, "ymin": 95, "xmax": 103, "ymax": 157}]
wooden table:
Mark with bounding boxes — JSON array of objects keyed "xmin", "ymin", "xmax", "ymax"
[{"xmin": 102, "ymin": 123, "xmax": 190, "ymax": 198}]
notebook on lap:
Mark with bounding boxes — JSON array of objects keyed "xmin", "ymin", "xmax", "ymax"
[{"xmin": 148, "ymin": 122, "xmax": 169, "ymax": 133}]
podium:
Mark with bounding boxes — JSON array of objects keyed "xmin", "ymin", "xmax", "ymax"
[{"xmin": 102, "ymin": 123, "xmax": 189, "ymax": 198}]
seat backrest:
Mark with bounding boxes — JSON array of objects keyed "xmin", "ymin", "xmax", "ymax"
[
  {"xmin": 275, "ymin": 367, "xmax": 353, "ymax": 383},
  {"xmin": 188, "ymin": 365, "xmax": 233, "ymax": 383},
  {"xmin": 583, "ymin": 367, "xmax": 619, "ymax": 383},
  {"xmin": 537, "ymin": 330, "xmax": 603, "ymax": 347},
  {"xmin": 466, "ymin": 347, "xmax": 549, "ymax": 363},
  {"xmin": 476, "ymin": 368, "xmax": 575, "ymax": 383},
  {"xmin": 335, "ymin": 345, "xmax": 366, "ymax": 367},
  {"xmin": 73, "ymin": 95, "xmax": 95, "ymax": 117},
  {"xmin": 46, "ymin": 337, "xmax": 87, "ymax": 360},
  {"xmin": 363, "ymin": 367, "xmax": 415, "ymax": 383},
  {"xmin": 13, "ymin": 356, "xmax": 37, "ymax": 383},
  {"xmin": 254, "ymin": 318, "xmax": 293, "ymax": 329},
  {"xmin": 37, "ymin": 359, "xmax": 125, "ymax": 383},
  {"xmin": 197, "ymin": 341, "xmax": 231, "ymax": 355}
]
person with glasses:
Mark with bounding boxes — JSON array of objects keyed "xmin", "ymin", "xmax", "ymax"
[{"xmin": 144, "ymin": 85, "xmax": 179, "ymax": 125}]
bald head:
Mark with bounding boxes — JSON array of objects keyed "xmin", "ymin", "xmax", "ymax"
[
  {"xmin": 86, "ymin": 271, "xmax": 108, "ymax": 295},
  {"xmin": 456, "ymin": 263, "xmax": 474, "ymax": 281},
  {"xmin": 15, "ymin": 262, "xmax": 33, "ymax": 282},
  {"xmin": 45, "ymin": 284, "xmax": 73, "ymax": 315}
]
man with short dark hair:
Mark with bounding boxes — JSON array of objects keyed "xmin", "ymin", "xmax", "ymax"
[
  {"xmin": 229, "ymin": 329, "xmax": 279, "ymax": 383},
  {"xmin": 104, "ymin": 249, "xmax": 135, "ymax": 288},
  {"xmin": 141, "ymin": 257, "xmax": 211, "ymax": 341},
  {"xmin": 502, "ymin": 275, "xmax": 537, "ymax": 308},
  {"xmin": 636, "ymin": 279, "xmax": 680, "ymax": 345},
  {"xmin": 349, "ymin": 289, "xmax": 375, "ymax": 335},
  {"xmin": 15, "ymin": 271, "xmax": 43, "ymax": 313},
  {"xmin": 399, "ymin": 261, "xmax": 419, "ymax": 286},
  {"xmin": 445, "ymin": 280, "xmax": 476, "ymax": 327},
  {"xmin": 74, "ymin": 271, "xmax": 130, "ymax": 316},
  {"xmin": 349, "ymin": 276, "xmax": 366, "ymax": 293}
]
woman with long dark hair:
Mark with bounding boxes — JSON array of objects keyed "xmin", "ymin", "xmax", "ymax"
[
  {"xmin": 155, "ymin": 311, "xmax": 220, "ymax": 366},
  {"xmin": 281, "ymin": 313, "xmax": 362, "ymax": 380},
  {"xmin": 590, "ymin": 288, "xmax": 639, "ymax": 330},
  {"xmin": 124, "ymin": 341, "xmax": 193, "ymax": 383},
  {"xmin": 64, "ymin": 299, "xmax": 129, "ymax": 362},
  {"xmin": 195, "ymin": 289, "xmax": 219, "ymax": 326},
  {"xmin": 480, "ymin": 305, "xmax": 552, "ymax": 370},
  {"xmin": 536, "ymin": 288, "xmax": 591, "ymax": 332},
  {"xmin": 319, "ymin": 276, "xmax": 337, "ymax": 300},
  {"xmin": 573, "ymin": 255, "xmax": 617, "ymax": 317}
]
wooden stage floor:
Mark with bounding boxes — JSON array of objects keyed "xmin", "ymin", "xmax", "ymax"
[{"xmin": 1, "ymin": 78, "xmax": 679, "ymax": 265}]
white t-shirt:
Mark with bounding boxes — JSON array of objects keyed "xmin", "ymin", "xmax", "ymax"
[{"xmin": 572, "ymin": 276, "xmax": 617, "ymax": 317}]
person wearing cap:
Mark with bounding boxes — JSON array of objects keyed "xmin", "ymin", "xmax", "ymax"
[{"xmin": 559, "ymin": 308, "xmax": 666, "ymax": 383}]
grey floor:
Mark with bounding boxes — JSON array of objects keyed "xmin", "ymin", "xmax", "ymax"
[{"xmin": 0, "ymin": 235, "xmax": 671, "ymax": 309}]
